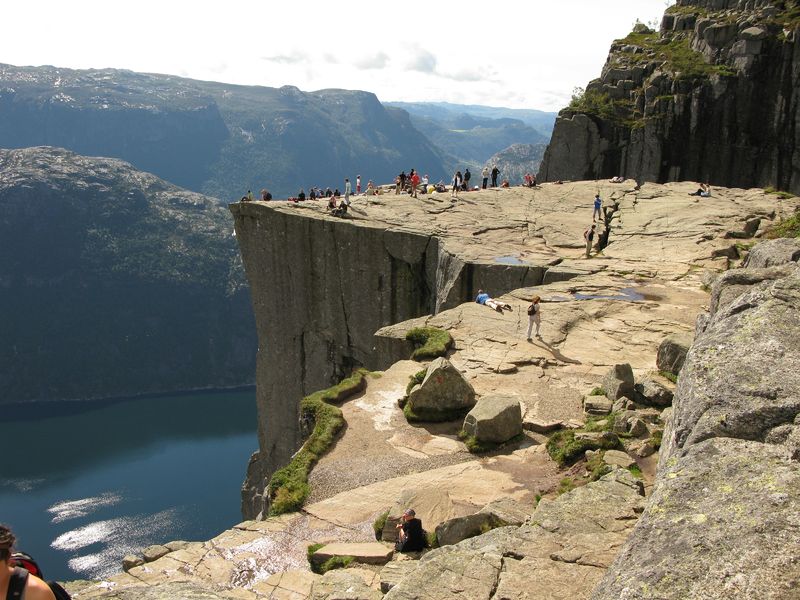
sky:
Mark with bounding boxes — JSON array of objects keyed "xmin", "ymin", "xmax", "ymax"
[{"xmin": 1, "ymin": 1, "xmax": 673, "ymax": 112}]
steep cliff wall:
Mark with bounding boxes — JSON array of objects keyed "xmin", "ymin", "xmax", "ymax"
[
  {"xmin": 230, "ymin": 201, "xmax": 555, "ymax": 518},
  {"xmin": 539, "ymin": 0, "xmax": 800, "ymax": 194},
  {"xmin": 591, "ymin": 238, "xmax": 800, "ymax": 599}
]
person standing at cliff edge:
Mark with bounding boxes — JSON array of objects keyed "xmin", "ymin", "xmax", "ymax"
[
  {"xmin": 344, "ymin": 178, "xmax": 352, "ymax": 206},
  {"xmin": 410, "ymin": 170, "xmax": 420, "ymax": 198},
  {"xmin": 593, "ymin": 193, "xmax": 602, "ymax": 222},
  {"xmin": 583, "ymin": 224, "xmax": 596, "ymax": 258},
  {"xmin": 491, "ymin": 165, "xmax": 500, "ymax": 188},
  {"xmin": 526, "ymin": 295, "xmax": 541, "ymax": 340},
  {"xmin": 481, "ymin": 166, "xmax": 489, "ymax": 190},
  {"xmin": 0, "ymin": 525, "xmax": 56, "ymax": 600},
  {"xmin": 356, "ymin": 175, "xmax": 361, "ymax": 194}
]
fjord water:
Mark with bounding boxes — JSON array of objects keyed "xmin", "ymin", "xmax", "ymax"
[{"xmin": 0, "ymin": 390, "xmax": 257, "ymax": 581}]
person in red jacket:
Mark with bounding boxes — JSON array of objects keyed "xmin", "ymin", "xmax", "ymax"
[{"xmin": 410, "ymin": 170, "xmax": 421, "ymax": 198}]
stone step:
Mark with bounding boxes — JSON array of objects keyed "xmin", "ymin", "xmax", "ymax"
[{"xmin": 312, "ymin": 542, "xmax": 394, "ymax": 566}]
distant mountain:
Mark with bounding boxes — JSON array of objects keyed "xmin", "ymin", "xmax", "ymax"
[
  {"xmin": 484, "ymin": 143, "xmax": 548, "ymax": 185},
  {"xmin": 385, "ymin": 101, "xmax": 556, "ymax": 172},
  {"xmin": 0, "ymin": 64, "xmax": 449, "ymax": 199},
  {"xmin": 0, "ymin": 147, "xmax": 255, "ymax": 403}
]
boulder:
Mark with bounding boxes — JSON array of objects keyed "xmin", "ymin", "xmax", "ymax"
[
  {"xmin": 601, "ymin": 364, "xmax": 635, "ymax": 400},
  {"xmin": 406, "ymin": 357, "xmax": 476, "ymax": 421},
  {"xmin": 462, "ymin": 395, "xmax": 522, "ymax": 444},
  {"xmin": 628, "ymin": 439, "xmax": 657, "ymax": 458},
  {"xmin": 478, "ymin": 497, "xmax": 531, "ymax": 527},
  {"xmin": 583, "ymin": 394, "xmax": 613, "ymax": 416},
  {"xmin": 635, "ymin": 378, "xmax": 674, "ymax": 407},
  {"xmin": 435, "ymin": 513, "xmax": 497, "ymax": 547},
  {"xmin": 142, "ymin": 544, "xmax": 170, "ymax": 563},
  {"xmin": 311, "ymin": 542, "xmax": 394, "ymax": 567},
  {"xmin": 743, "ymin": 237, "xmax": 800, "ymax": 268},
  {"xmin": 628, "ymin": 417, "xmax": 649, "ymax": 437},
  {"xmin": 163, "ymin": 540, "xmax": 190, "ymax": 552},
  {"xmin": 602, "ymin": 449, "xmax": 636, "ymax": 469},
  {"xmin": 122, "ymin": 555, "xmax": 144, "ymax": 572},
  {"xmin": 656, "ymin": 334, "xmax": 692, "ymax": 375}
]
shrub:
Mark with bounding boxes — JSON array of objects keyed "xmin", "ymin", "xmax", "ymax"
[
  {"xmin": 557, "ymin": 477, "xmax": 576, "ymax": 496},
  {"xmin": 585, "ymin": 451, "xmax": 612, "ymax": 482},
  {"xmin": 765, "ymin": 209, "xmax": 800, "ymax": 239},
  {"xmin": 650, "ymin": 429, "xmax": 663, "ymax": 450},
  {"xmin": 406, "ymin": 327, "xmax": 453, "ymax": 361},
  {"xmin": 373, "ymin": 510, "xmax": 390, "ymax": 540},
  {"xmin": 426, "ymin": 530, "xmax": 438, "ymax": 549},
  {"xmin": 267, "ymin": 370, "xmax": 368, "ymax": 515},
  {"xmin": 589, "ymin": 387, "xmax": 606, "ymax": 396},
  {"xmin": 628, "ymin": 464, "xmax": 643, "ymax": 479}
]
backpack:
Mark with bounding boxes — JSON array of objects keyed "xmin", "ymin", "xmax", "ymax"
[
  {"xmin": 10, "ymin": 553, "xmax": 72, "ymax": 600},
  {"xmin": 527, "ymin": 303, "xmax": 537, "ymax": 316}
]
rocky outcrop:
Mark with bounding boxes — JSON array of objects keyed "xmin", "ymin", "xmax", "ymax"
[
  {"xmin": 592, "ymin": 241, "xmax": 800, "ymax": 598},
  {"xmin": 539, "ymin": 0, "xmax": 800, "ymax": 194},
  {"xmin": 0, "ymin": 147, "xmax": 255, "ymax": 404},
  {"xmin": 386, "ymin": 469, "xmax": 646, "ymax": 600},
  {"xmin": 406, "ymin": 357, "xmax": 477, "ymax": 421}
]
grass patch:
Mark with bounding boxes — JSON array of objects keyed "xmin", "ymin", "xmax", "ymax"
[
  {"xmin": 628, "ymin": 464, "xmax": 643, "ymax": 479},
  {"xmin": 584, "ymin": 413, "xmax": 617, "ymax": 433},
  {"xmin": 659, "ymin": 370, "xmax": 678, "ymax": 384},
  {"xmin": 373, "ymin": 510, "xmax": 390, "ymax": 540},
  {"xmin": 267, "ymin": 370, "xmax": 368, "ymax": 515},
  {"xmin": 546, "ymin": 429, "xmax": 622, "ymax": 467},
  {"xmin": 615, "ymin": 31, "xmax": 735, "ymax": 79},
  {"xmin": 586, "ymin": 451, "xmax": 612, "ymax": 482},
  {"xmin": 557, "ymin": 477, "xmax": 576, "ymax": 496},
  {"xmin": 458, "ymin": 431, "xmax": 523, "ymax": 454},
  {"xmin": 765, "ymin": 209, "xmax": 800, "ymax": 239},
  {"xmin": 589, "ymin": 387, "xmax": 606, "ymax": 396},
  {"xmin": 426, "ymin": 530, "xmax": 438, "ymax": 549},
  {"xmin": 307, "ymin": 542, "xmax": 355, "ymax": 574},
  {"xmin": 406, "ymin": 327, "xmax": 453, "ymax": 361},
  {"xmin": 406, "ymin": 369, "xmax": 428, "ymax": 396},
  {"xmin": 534, "ymin": 493, "xmax": 542, "ymax": 507},
  {"xmin": 650, "ymin": 429, "xmax": 663, "ymax": 450}
]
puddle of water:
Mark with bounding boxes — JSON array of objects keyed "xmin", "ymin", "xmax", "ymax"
[{"xmin": 494, "ymin": 256, "xmax": 526, "ymax": 265}]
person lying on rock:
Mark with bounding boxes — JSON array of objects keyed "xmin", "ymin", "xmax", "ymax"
[
  {"xmin": 476, "ymin": 289, "xmax": 512, "ymax": 312},
  {"xmin": 395, "ymin": 509, "xmax": 427, "ymax": 553}
]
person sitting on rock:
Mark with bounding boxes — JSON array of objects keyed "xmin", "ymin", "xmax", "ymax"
[
  {"xmin": 476, "ymin": 289, "xmax": 512, "ymax": 312},
  {"xmin": 395, "ymin": 509, "xmax": 427, "ymax": 553},
  {"xmin": 688, "ymin": 182, "xmax": 711, "ymax": 197},
  {"xmin": 297, "ymin": 188, "xmax": 306, "ymax": 201},
  {"xmin": 501, "ymin": 179, "xmax": 510, "ymax": 188}
]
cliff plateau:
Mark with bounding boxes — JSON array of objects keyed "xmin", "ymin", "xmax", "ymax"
[
  {"xmin": 230, "ymin": 179, "xmax": 797, "ymax": 519},
  {"xmin": 539, "ymin": 0, "xmax": 800, "ymax": 194}
]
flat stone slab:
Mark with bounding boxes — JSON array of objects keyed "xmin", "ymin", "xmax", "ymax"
[
  {"xmin": 603, "ymin": 449, "xmax": 636, "ymax": 469},
  {"xmin": 312, "ymin": 542, "xmax": 394, "ymax": 566}
]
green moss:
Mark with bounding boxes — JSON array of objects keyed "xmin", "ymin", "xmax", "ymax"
[
  {"xmin": 406, "ymin": 369, "xmax": 428, "ymax": 396},
  {"xmin": 546, "ymin": 429, "xmax": 622, "ymax": 467},
  {"xmin": 373, "ymin": 510, "xmax": 390, "ymax": 540},
  {"xmin": 307, "ymin": 543, "xmax": 356, "ymax": 574},
  {"xmin": 659, "ymin": 370, "xmax": 678, "ymax": 384},
  {"xmin": 458, "ymin": 430, "xmax": 523, "ymax": 454},
  {"xmin": 307, "ymin": 543, "xmax": 324, "ymax": 564},
  {"xmin": 267, "ymin": 370, "xmax": 368, "ymax": 515},
  {"xmin": 426, "ymin": 530, "xmax": 438, "ymax": 549},
  {"xmin": 765, "ymin": 209, "xmax": 800, "ymax": 239},
  {"xmin": 534, "ymin": 493, "xmax": 542, "ymax": 507},
  {"xmin": 651, "ymin": 429, "xmax": 663, "ymax": 450},
  {"xmin": 586, "ymin": 451, "xmax": 612, "ymax": 482},
  {"xmin": 406, "ymin": 327, "xmax": 454, "ymax": 361},
  {"xmin": 584, "ymin": 413, "xmax": 616, "ymax": 433},
  {"xmin": 404, "ymin": 400, "xmax": 469, "ymax": 423},
  {"xmin": 589, "ymin": 387, "xmax": 606, "ymax": 396},
  {"xmin": 557, "ymin": 477, "xmax": 576, "ymax": 496},
  {"xmin": 628, "ymin": 464, "xmax": 644, "ymax": 479}
]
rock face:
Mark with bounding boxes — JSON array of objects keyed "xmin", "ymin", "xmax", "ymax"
[
  {"xmin": 407, "ymin": 358, "xmax": 477, "ymax": 421},
  {"xmin": 539, "ymin": 1, "xmax": 800, "ymax": 194},
  {"xmin": 593, "ymin": 241, "xmax": 800, "ymax": 599},
  {"xmin": 461, "ymin": 395, "xmax": 521, "ymax": 443},
  {"xmin": 0, "ymin": 147, "xmax": 255, "ymax": 403}
]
